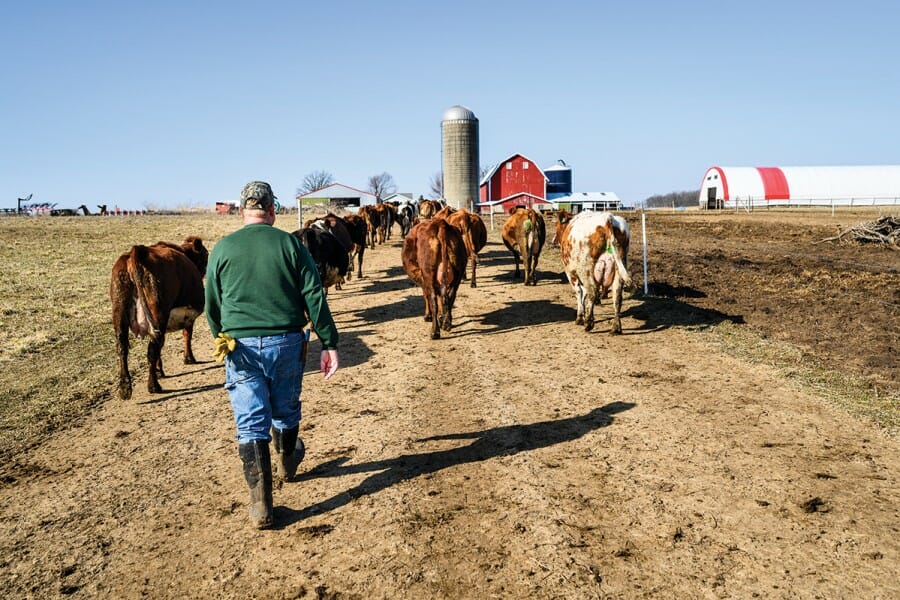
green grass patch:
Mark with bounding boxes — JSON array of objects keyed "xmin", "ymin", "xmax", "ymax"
[
  {"xmin": 0, "ymin": 214, "xmax": 258, "ymax": 463},
  {"xmin": 698, "ymin": 320, "xmax": 899, "ymax": 437}
]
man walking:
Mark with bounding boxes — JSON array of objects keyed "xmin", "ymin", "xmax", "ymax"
[{"xmin": 205, "ymin": 181, "xmax": 339, "ymax": 529}]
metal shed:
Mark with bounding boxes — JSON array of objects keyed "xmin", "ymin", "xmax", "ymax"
[
  {"xmin": 296, "ymin": 183, "xmax": 378, "ymax": 213},
  {"xmin": 699, "ymin": 166, "xmax": 900, "ymax": 209}
]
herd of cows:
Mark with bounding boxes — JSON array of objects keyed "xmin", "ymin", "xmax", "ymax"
[{"xmin": 109, "ymin": 198, "xmax": 633, "ymax": 400}]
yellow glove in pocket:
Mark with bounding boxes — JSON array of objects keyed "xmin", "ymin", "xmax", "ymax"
[{"xmin": 213, "ymin": 333, "xmax": 237, "ymax": 363}]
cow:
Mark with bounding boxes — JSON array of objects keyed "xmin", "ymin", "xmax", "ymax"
[
  {"xmin": 550, "ymin": 209, "xmax": 574, "ymax": 247},
  {"xmin": 396, "ymin": 201, "xmax": 417, "ymax": 237},
  {"xmin": 558, "ymin": 210, "xmax": 633, "ymax": 333},
  {"xmin": 401, "ymin": 219, "xmax": 467, "ymax": 339},
  {"xmin": 342, "ymin": 213, "xmax": 368, "ymax": 279},
  {"xmin": 501, "ymin": 207, "xmax": 546, "ymax": 285},
  {"xmin": 435, "ymin": 206, "xmax": 488, "ymax": 287},
  {"xmin": 110, "ymin": 237, "xmax": 208, "ymax": 400},
  {"xmin": 291, "ymin": 226, "xmax": 350, "ymax": 294},
  {"xmin": 304, "ymin": 214, "xmax": 354, "ymax": 288},
  {"xmin": 418, "ymin": 199, "xmax": 442, "ymax": 220},
  {"xmin": 358, "ymin": 205, "xmax": 381, "ymax": 249},
  {"xmin": 380, "ymin": 202, "xmax": 398, "ymax": 240}
]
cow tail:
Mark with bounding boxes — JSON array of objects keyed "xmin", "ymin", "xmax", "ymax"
[
  {"xmin": 605, "ymin": 232, "xmax": 633, "ymax": 288},
  {"xmin": 127, "ymin": 245, "xmax": 161, "ymax": 338}
]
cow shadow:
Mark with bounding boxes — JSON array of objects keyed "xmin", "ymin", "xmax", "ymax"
[
  {"xmin": 475, "ymin": 247, "xmax": 512, "ymax": 263},
  {"xmin": 623, "ymin": 287, "xmax": 744, "ymax": 333},
  {"xmin": 137, "ymin": 383, "xmax": 222, "ymax": 405},
  {"xmin": 384, "ymin": 265, "xmax": 407, "ymax": 278},
  {"xmin": 355, "ymin": 277, "xmax": 411, "ymax": 295},
  {"xmin": 455, "ymin": 299, "xmax": 572, "ymax": 336},
  {"xmin": 276, "ymin": 401, "xmax": 634, "ymax": 526},
  {"xmin": 351, "ymin": 294, "xmax": 423, "ymax": 325}
]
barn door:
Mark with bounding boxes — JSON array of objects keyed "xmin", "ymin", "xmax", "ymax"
[{"xmin": 707, "ymin": 187, "xmax": 718, "ymax": 209}]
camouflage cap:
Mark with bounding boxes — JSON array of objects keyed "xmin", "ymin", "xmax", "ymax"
[{"xmin": 240, "ymin": 181, "xmax": 277, "ymax": 211}]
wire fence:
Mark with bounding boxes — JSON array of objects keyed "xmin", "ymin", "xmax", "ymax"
[{"xmin": 632, "ymin": 212, "xmax": 900, "ymax": 313}]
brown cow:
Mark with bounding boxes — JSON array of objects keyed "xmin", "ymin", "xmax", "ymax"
[
  {"xmin": 401, "ymin": 219, "xmax": 467, "ymax": 339},
  {"xmin": 341, "ymin": 213, "xmax": 368, "ymax": 279},
  {"xmin": 550, "ymin": 209, "xmax": 574, "ymax": 247},
  {"xmin": 435, "ymin": 206, "xmax": 488, "ymax": 287},
  {"xmin": 418, "ymin": 199, "xmax": 442, "ymax": 220},
  {"xmin": 501, "ymin": 207, "xmax": 546, "ymax": 285},
  {"xmin": 358, "ymin": 205, "xmax": 380, "ymax": 249},
  {"xmin": 110, "ymin": 237, "xmax": 208, "ymax": 400}
]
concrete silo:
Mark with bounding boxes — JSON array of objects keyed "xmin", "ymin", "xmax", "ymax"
[{"xmin": 441, "ymin": 105, "xmax": 480, "ymax": 211}]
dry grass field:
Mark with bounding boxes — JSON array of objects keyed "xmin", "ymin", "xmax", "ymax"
[{"xmin": 0, "ymin": 208, "xmax": 897, "ymax": 598}]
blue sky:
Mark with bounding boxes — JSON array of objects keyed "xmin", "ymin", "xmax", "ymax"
[{"xmin": 2, "ymin": 1, "xmax": 898, "ymax": 210}]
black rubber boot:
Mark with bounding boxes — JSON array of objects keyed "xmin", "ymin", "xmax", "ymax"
[
  {"xmin": 272, "ymin": 426, "xmax": 305, "ymax": 482},
  {"xmin": 238, "ymin": 441, "xmax": 273, "ymax": 529}
]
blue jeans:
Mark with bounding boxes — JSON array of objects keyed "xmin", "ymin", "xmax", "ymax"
[{"xmin": 224, "ymin": 332, "xmax": 304, "ymax": 444}]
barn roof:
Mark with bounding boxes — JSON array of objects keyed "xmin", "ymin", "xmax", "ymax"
[
  {"xmin": 700, "ymin": 166, "xmax": 900, "ymax": 206},
  {"xmin": 551, "ymin": 191, "xmax": 622, "ymax": 205},
  {"xmin": 296, "ymin": 183, "xmax": 377, "ymax": 202},
  {"xmin": 479, "ymin": 153, "xmax": 549, "ymax": 186},
  {"xmin": 475, "ymin": 192, "xmax": 552, "ymax": 206}
]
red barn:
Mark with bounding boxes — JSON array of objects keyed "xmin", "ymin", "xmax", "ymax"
[{"xmin": 477, "ymin": 153, "xmax": 552, "ymax": 214}]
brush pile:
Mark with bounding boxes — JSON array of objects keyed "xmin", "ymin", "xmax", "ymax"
[{"xmin": 819, "ymin": 215, "xmax": 900, "ymax": 250}]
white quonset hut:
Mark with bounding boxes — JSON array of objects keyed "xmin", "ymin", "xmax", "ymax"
[{"xmin": 699, "ymin": 166, "xmax": 900, "ymax": 209}]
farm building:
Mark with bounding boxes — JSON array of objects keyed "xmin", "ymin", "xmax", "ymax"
[
  {"xmin": 296, "ymin": 183, "xmax": 377, "ymax": 212},
  {"xmin": 382, "ymin": 193, "xmax": 415, "ymax": 204},
  {"xmin": 551, "ymin": 191, "xmax": 624, "ymax": 212},
  {"xmin": 476, "ymin": 153, "xmax": 551, "ymax": 215},
  {"xmin": 476, "ymin": 193, "xmax": 552, "ymax": 215},
  {"xmin": 699, "ymin": 166, "xmax": 900, "ymax": 209},
  {"xmin": 545, "ymin": 160, "xmax": 574, "ymax": 200}
]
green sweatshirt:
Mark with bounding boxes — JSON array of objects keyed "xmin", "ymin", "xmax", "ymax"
[{"xmin": 205, "ymin": 223, "xmax": 338, "ymax": 349}]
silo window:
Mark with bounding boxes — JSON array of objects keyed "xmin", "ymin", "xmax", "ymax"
[{"xmin": 506, "ymin": 162, "xmax": 512, "ymax": 170}]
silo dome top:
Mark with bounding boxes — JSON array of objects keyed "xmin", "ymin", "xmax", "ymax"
[{"xmin": 442, "ymin": 105, "xmax": 477, "ymax": 121}]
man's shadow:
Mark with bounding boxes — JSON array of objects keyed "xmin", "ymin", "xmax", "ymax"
[{"xmin": 276, "ymin": 401, "xmax": 634, "ymax": 526}]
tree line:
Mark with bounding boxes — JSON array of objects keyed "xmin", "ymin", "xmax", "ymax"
[{"xmin": 643, "ymin": 189, "xmax": 699, "ymax": 209}]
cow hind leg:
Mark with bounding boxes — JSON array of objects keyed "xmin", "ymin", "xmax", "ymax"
[
  {"xmin": 584, "ymin": 289, "xmax": 598, "ymax": 332},
  {"xmin": 183, "ymin": 325, "xmax": 197, "ymax": 364},
  {"xmin": 115, "ymin": 327, "xmax": 132, "ymax": 400},
  {"xmin": 573, "ymin": 283, "xmax": 586, "ymax": 326},
  {"xmin": 609, "ymin": 275, "xmax": 624, "ymax": 335},
  {"xmin": 422, "ymin": 289, "xmax": 433, "ymax": 322},
  {"xmin": 147, "ymin": 336, "xmax": 164, "ymax": 393},
  {"xmin": 428, "ymin": 290, "xmax": 440, "ymax": 339},
  {"xmin": 440, "ymin": 288, "xmax": 454, "ymax": 332}
]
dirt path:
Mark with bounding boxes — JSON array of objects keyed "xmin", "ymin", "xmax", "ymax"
[{"xmin": 2, "ymin": 229, "xmax": 898, "ymax": 599}]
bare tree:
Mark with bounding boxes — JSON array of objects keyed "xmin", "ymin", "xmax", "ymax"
[
  {"xmin": 367, "ymin": 172, "xmax": 397, "ymax": 201},
  {"xmin": 297, "ymin": 170, "xmax": 335, "ymax": 196},
  {"xmin": 428, "ymin": 171, "xmax": 443, "ymax": 199}
]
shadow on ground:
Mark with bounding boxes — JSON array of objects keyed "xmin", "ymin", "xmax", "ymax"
[{"xmin": 277, "ymin": 401, "xmax": 634, "ymax": 525}]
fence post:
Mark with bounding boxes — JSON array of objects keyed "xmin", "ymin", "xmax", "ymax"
[{"xmin": 642, "ymin": 211, "xmax": 649, "ymax": 296}]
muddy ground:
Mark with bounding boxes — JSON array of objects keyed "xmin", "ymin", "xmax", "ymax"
[{"xmin": 1, "ymin": 209, "xmax": 898, "ymax": 599}]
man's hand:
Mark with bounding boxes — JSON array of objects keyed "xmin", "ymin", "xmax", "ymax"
[{"xmin": 320, "ymin": 349, "xmax": 338, "ymax": 380}]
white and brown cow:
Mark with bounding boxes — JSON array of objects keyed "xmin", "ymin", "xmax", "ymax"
[
  {"xmin": 110, "ymin": 237, "xmax": 208, "ymax": 399},
  {"xmin": 559, "ymin": 211, "xmax": 632, "ymax": 333}
]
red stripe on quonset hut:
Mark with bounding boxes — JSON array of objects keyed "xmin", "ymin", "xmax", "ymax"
[
  {"xmin": 756, "ymin": 167, "xmax": 790, "ymax": 200},
  {"xmin": 712, "ymin": 167, "xmax": 729, "ymax": 199}
]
